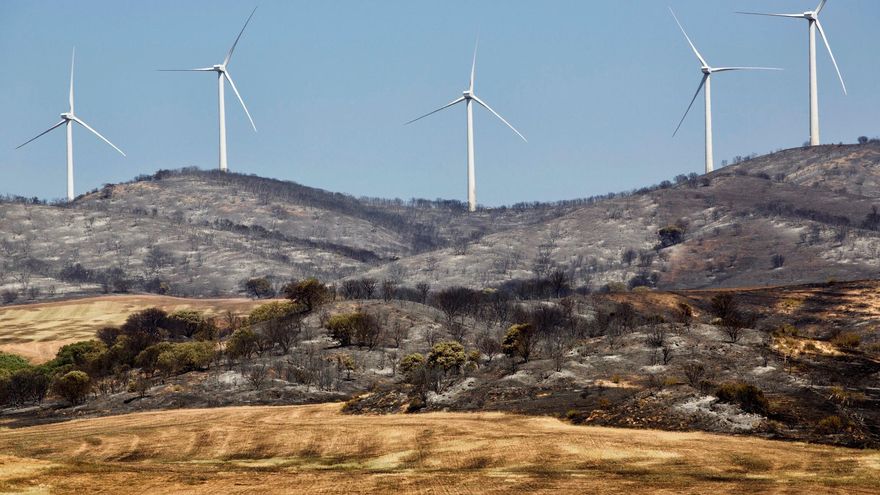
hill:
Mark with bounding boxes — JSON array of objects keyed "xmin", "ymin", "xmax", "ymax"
[
  {"xmin": 0, "ymin": 402, "xmax": 876, "ymax": 494},
  {"xmin": 2, "ymin": 143, "xmax": 880, "ymax": 302}
]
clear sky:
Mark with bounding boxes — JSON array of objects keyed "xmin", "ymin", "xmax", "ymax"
[{"xmin": 1, "ymin": 1, "xmax": 877, "ymax": 205}]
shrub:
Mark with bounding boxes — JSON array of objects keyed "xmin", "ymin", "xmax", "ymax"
[
  {"xmin": 166, "ymin": 310, "xmax": 216, "ymax": 340},
  {"xmin": 681, "ymin": 361, "xmax": 706, "ymax": 388},
  {"xmin": 832, "ymin": 332, "xmax": 861, "ymax": 350},
  {"xmin": 400, "ymin": 353, "xmax": 426, "ymax": 378},
  {"xmin": 52, "ymin": 371, "xmax": 91, "ymax": 405},
  {"xmin": 326, "ymin": 312, "xmax": 381, "ymax": 349},
  {"xmin": 246, "ymin": 301, "xmax": 299, "ymax": 326},
  {"xmin": 1, "ymin": 368, "xmax": 50, "ymax": 406},
  {"xmin": 657, "ymin": 225, "xmax": 685, "ymax": 248},
  {"xmin": 715, "ymin": 382, "xmax": 769, "ymax": 415},
  {"xmin": 816, "ymin": 415, "xmax": 846, "ymax": 434},
  {"xmin": 154, "ymin": 342, "xmax": 216, "ymax": 375}
]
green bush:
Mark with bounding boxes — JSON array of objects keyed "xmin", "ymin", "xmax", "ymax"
[
  {"xmin": 52, "ymin": 370, "xmax": 91, "ymax": 405},
  {"xmin": 48, "ymin": 340, "xmax": 108, "ymax": 376},
  {"xmin": 715, "ymin": 382, "xmax": 769, "ymax": 415},
  {"xmin": 246, "ymin": 301, "xmax": 299, "ymax": 326},
  {"xmin": 226, "ymin": 328, "xmax": 258, "ymax": 361},
  {"xmin": 155, "ymin": 342, "xmax": 216, "ymax": 375},
  {"xmin": 166, "ymin": 310, "xmax": 217, "ymax": 340},
  {"xmin": 0, "ymin": 352, "xmax": 31, "ymax": 374},
  {"xmin": 0, "ymin": 367, "xmax": 50, "ymax": 406}
]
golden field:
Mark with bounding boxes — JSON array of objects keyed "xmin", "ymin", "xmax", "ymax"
[
  {"xmin": 0, "ymin": 295, "xmax": 267, "ymax": 363},
  {"xmin": 0, "ymin": 402, "xmax": 876, "ymax": 494}
]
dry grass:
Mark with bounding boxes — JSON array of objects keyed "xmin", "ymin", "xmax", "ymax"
[
  {"xmin": 0, "ymin": 403, "xmax": 876, "ymax": 494},
  {"xmin": 0, "ymin": 295, "xmax": 268, "ymax": 363}
]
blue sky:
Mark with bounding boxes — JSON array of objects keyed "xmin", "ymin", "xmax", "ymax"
[{"xmin": 0, "ymin": 1, "xmax": 877, "ymax": 205}]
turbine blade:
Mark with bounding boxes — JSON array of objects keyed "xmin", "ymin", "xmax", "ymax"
[
  {"xmin": 71, "ymin": 116, "xmax": 126, "ymax": 156},
  {"xmin": 669, "ymin": 8, "xmax": 707, "ymax": 67},
  {"xmin": 815, "ymin": 0, "xmax": 828, "ymax": 14},
  {"xmin": 223, "ymin": 70, "xmax": 257, "ymax": 132},
  {"xmin": 815, "ymin": 20, "xmax": 847, "ymax": 95},
  {"xmin": 404, "ymin": 96, "xmax": 466, "ymax": 125},
  {"xmin": 735, "ymin": 11, "xmax": 805, "ymax": 19},
  {"xmin": 224, "ymin": 6, "xmax": 257, "ymax": 66},
  {"xmin": 157, "ymin": 67, "xmax": 216, "ymax": 72},
  {"xmin": 470, "ymin": 39, "xmax": 478, "ymax": 92},
  {"xmin": 69, "ymin": 48, "xmax": 75, "ymax": 113},
  {"xmin": 673, "ymin": 74, "xmax": 708, "ymax": 138},
  {"xmin": 711, "ymin": 67, "xmax": 784, "ymax": 73},
  {"xmin": 472, "ymin": 95, "xmax": 527, "ymax": 142},
  {"xmin": 15, "ymin": 121, "xmax": 66, "ymax": 149}
]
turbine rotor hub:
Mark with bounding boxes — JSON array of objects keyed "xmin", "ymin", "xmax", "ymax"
[
  {"xmin": 805, "ymin": 11, "xmax": 816, "ymax": 20},
  {"xmin": 213, "ymin": 64, "xmax": 224, "ymax": 71},
  {"xmin": 60, "ymin": 112, "xmax": 73, "ymax": 120},
  {"xmin": 701, "ymin": 66, "xmax": 711, "ymax": 75},
  {"xmin": 463, "ymin": 90, "xmax": 473, "ymax": 99}
]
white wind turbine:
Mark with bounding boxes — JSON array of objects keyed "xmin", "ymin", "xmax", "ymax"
[
  {"xmin": 161, "ymin": 7, "xmax": 258, "ymax": 172},
  {"xmin": 405, "ymin": 42, "xmax": 526, "ymax": 212},
  {"xmin": 738, "ymin": 0, "xmax": 846, "ymax": 146},
  {"xmin": 670, "ymin": 8, "xmax": 781, "ymax": 174},
  {"xmin": 16, "ymin": 48, "xmax": 126, "ymax": 202}
]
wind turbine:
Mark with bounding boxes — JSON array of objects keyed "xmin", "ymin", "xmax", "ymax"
[
  {"xmin": 737, "ymin": 0, "xmax": 846, "ymax": 146},
  {"xmin": 405, "ymin": 41, "xmax": 526, "ymax": 212},
  {"xmin": 161, "ymin": 7, "xmax": 258, "ymax": 172},
  {"xmin": 670, "ymin": 8, "xmax": 781, "ymax": 174},
  {"xmin": 16, "ymin": 48, "xmax": 126, "ymax": 202}
]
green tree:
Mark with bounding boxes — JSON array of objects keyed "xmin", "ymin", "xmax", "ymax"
[
  {"xmin": 244, "ymin": 277, "xmax": 275, "ymax": 299},
  {"xmin": 282, "ymin": 278, "xmax": 331, "ymax": 313},
  {"xmin": 502, "ymin": 323, "xmax": 536, "ymax": 363},
  {"xmin": 226, "ymin": 328, "xmax": 258, "ymax": 361}
]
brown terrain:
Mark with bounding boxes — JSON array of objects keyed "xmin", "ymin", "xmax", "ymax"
[
  {"xmin": 0, "ymin": 295, "xmax": 269, "ymax": 363},
  {"xmin": 0, "ymin": 402, "xmax": 877, "ymax": 494}
]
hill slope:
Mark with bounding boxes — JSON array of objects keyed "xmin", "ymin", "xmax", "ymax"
[{"xmin": 2, "ymin": 143, "xmax": 880, "ymax": 301}]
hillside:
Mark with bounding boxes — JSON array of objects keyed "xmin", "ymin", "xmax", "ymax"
[
  {"xmin": 0, "ymin": 402, "xmax": 876, "ymax": 494},
  {"xmin": 4, "ymin": 280, "xmax": 878, "ymax": 448},
  {"xmin": 2, "ymin": 143, "xmax": 880, "ymax": 302}
]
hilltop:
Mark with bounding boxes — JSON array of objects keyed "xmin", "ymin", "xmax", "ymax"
[{"xmin": 2, "ymin": 142, "xmax": 880, "ymax": 302}]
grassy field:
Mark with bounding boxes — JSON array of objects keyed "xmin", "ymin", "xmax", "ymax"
[
  {"xmin": 0, "ymin": 403, "xmax": 876, "ymax": 494},
  {"xmin": 0, "ymin": 295, "xmax": 267, "ymax": 363}
]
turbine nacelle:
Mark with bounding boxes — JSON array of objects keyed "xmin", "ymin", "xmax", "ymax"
[
  {"xmin": 213, "ymin": 64, "xmax": 225, "ymax": 72},
  {"xmin": 804, "ymin": 11, "xmax": 817, "ymax": 20},
  {"xmin": 462, "ymin": 89, "xmax": 474, "ymax": 99},
  {"xmin": 701, "ymin": 66, "xmax": 712, "ymax": 75},
  {"xmin": 60, "ymin": 112, "xmax": 73, "ymax": 121}
]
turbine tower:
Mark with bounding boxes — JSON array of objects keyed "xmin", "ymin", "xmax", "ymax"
[
  {"xmin": 405, "ymin": 41, "xmax": 526, "ymax": 212},
  {"xmin": 16, "ymin": 48, "xmax": 126, "ymax": 202},
  {"xmin": 738, "ymin": 0, "xmax": 846, "ymax": 146},
  {"xmin": 670, "ymin": 9, "xmax": 781, "ymax": 174},
  {"xmin": 161, "ymin": 7, "xmax": 257, "ymax": 172}
]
